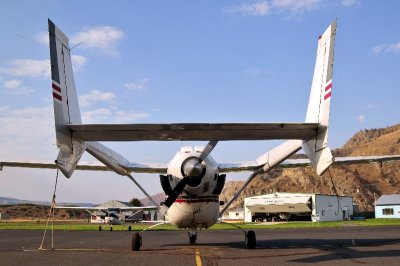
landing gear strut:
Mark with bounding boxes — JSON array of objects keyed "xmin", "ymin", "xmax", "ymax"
[
  {"xmin": 188, "ymin": 231, "xmax": 197, "ymax": 244},
  {"xmin": 245, "ymin": 230, "xmax": 256, "ymax": 249}
]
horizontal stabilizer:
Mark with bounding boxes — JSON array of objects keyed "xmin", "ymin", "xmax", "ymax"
[{"xmin": 69, "ymin": 123, "xmax": 319, "ymax": 141}]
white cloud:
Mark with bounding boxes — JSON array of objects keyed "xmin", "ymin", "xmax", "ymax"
[
  {"xmin": 71, "ymin": 55, "xmax": 88, "ymax": 71},
  {"xmin": 114, "ymin": 110, "xmax": 149, "ymax": 123},
  {"xmin": 0, "ymin": 106, "xmax": 10, "ymax": 112},
  {"xmin": 271, "ymin": 0, "xmax": 320, "ymax": 14},
  {"xmin": 71, "ymin": 26, "xmax": 125, "ymax": 56},
  {"xmin": 243, "ymin": 68, "xmax": 273, "ymax": 76},
  {"xmin": 364, "ymin": 103, "xmax": 378, "ymax": 110},
  {"xmin": 3, "ymin": 79, "xmax": 21, "ymax": 89},
  {"xmin": 341, "ymin": 0, "xmax": 360, "ymax": 7},
  {"xmin": 82, "ymin": 108, "xmax": 149, "ymax": 123},
  {"xmin": 0, "ymin": 59, "xmax": 50, "ymax": 78},
  {"xmin": 243, "ymin": 68, "xmax": 263, "ymax": 76},
  {"xmin": 372, "ymin": 44, "xmax": 386, "ymax": 54},
  {"xmin": 82, "ymin": 108, "xmax": 112, "ymax": 123},
  {"xmin": 223, "ymin": 1, "xmax": 270, "ymax": 16},
  {"xmin": 79, "ymin": 90, "xmax": 116, "ymax": 107},
  {"xmin": 356, "ymin": 115, "xmax": 365, "ymax": 123},
  {"xmin": 0, "ymin": 106, "xmax": 56, "ymax": 159},
  {"xmin": 124, "ymin": 78, "xmax": 149, "ymax": 91},
  {"xmin": 2, "ymin": 79, "xmax": 34, "ymax": 96},
  {"xmin": 372, "ymin": 42, "xmax": 400, "ymax": 54},
  {"xmin": 0, "ymin": 55, "xmax": 85, "ymax": 80},
  {"xmin": 34, "ymin": 31, "xmax": 49, "ymax": 46},
  {"xmin": 223, "ymin": 0, "xmax": 321, "ymax": 17}
]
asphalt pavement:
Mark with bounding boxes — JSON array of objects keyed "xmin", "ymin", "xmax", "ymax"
[{"xmin": 0, "ymin": 225, "xmax": 400, "ymax": 265}]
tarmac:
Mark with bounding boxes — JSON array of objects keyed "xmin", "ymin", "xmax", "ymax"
[{"xmin": 0, "ymin": 225, "xmax": 400, "ymax": 265}]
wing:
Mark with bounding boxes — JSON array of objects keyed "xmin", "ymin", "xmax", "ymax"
[
  {"xmin": 54, "ymin": 206, "xmax": 102, "ymax": 210},
  {"xmin": 69, "ymin": 123, "xmax": 319, "ymax": 141},
  {"xmin": 218, "ymin": 155, "xmax": 400, "ymax": 172},
  {"xmin": 0, "ymin": 160, "xmax": 168, "ymax": 174},
  {"xmin": 119, "ymin": 206, "xmax": 159, "ymax": 211},
  {"xmin": 54, "ymin": 205, "xmax": 158, "ymax": 211}
]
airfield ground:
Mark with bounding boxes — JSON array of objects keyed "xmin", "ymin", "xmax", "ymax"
[{"xmin": 0, "ymin": 222, "xmax": 399, "ymax": 265}]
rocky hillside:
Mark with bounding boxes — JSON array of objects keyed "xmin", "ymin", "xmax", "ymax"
[
  {"xmin": 0, "ymin": 204, "xmax": 88, "ymax": 220},
  {"xmin": 221, "ymin": 124, "xmax": 400, "ymax": 212}
]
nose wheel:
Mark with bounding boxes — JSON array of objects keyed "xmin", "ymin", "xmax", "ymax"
[{"xmin": 188, "ymin": 231, "xmax": 197, "ymax": 244}]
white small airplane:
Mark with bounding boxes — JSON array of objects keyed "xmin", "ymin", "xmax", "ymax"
[
  {"xmin": 2, "ymin": 19, "xmax": 400, "ymax": 250},
  {"xmin": 54, "ymin": 205, "xmax": 157, "ymax": 226}
]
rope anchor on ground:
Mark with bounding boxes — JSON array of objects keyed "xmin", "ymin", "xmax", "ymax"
[{"xmin": 38, "ymin": 167, "xmax": 59, "ymax": 251}]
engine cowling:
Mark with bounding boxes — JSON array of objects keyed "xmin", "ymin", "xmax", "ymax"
[{"xmin": 163, "ymin": 146, "xmax": 219, "ymax": 197}]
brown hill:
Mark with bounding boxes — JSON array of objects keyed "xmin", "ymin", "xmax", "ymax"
[
  {"xmin": 140, "ymin": 192, "xmax": 165, "ymax": 206},
  {"xmin": 0, "ymin": 204, "xmax": 88, "ymax": 220},
  {"xmin": 221, "ymin": 124, "xmax": 400, "ymax": 212}
]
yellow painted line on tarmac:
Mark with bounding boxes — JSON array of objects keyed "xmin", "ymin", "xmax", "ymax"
[{"xmin": 195, "ymin": 249, "xmax": 202, "ymax": 266}]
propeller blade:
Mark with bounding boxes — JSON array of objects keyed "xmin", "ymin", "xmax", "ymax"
[
  {"xmin": 160, "ymin": 176, "xmax": 190, "ymax": 215},
  {"xmin": 198, "ymin": 140, "xmax": 218, "ymax": 163}
]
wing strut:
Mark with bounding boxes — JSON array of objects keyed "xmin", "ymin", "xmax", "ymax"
[
  {"xmin": 127, "ymin": 174, "xmax": 159, "ymax": 208},
  {"xmin": 219, "ymin": 140, "xmax": 302, "ymax": 217},
  {"xmin": 219, "ymin": 170, "xmax": 261, "ymax": 217}
]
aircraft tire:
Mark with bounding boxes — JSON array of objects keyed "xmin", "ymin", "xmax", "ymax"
[
  {"xmin": 189, "ymin": 234, "xmax": 197, "ymax": 245},
  {"xmin": 245, "ymin": 230, "xmax": 256, "ymax": 249},
  {"xmin": 132, "ymin": 232, "xmax": 142, "ymax": 251}
]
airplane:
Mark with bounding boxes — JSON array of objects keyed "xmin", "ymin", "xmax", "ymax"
[
  {"xmin": 54, "ymin": 204, "xmax": 158, "ymax": 226},
  {"xmin": 2, "ymin": 19, "xmax": 400, "ymax": 251}
]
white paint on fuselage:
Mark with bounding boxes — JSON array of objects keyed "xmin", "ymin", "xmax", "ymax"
[{"xmin": 168, "ymin": 201, "xmax": 219, "ymax": 229}]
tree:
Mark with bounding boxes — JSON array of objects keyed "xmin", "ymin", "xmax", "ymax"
[{"xmin": 129, "ymin": 197, "xmax": 143, "ymax": 207}]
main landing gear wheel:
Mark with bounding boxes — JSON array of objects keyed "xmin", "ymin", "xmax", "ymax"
[
  {"xmin": 188, "ymin": 232, "xmax": 197, "ymax": 245},
  {"xmin": 245, "ymin": 230, "xmax": 256, "ymax": 249},
  {"xmin": 132, "ymin": 232, "xmax": 142, "ymax": 251}
]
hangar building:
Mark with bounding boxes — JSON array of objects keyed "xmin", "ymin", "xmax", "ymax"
[{"xmin": 244, "ymin": 192, "xmax": 353, "ymax": 222}]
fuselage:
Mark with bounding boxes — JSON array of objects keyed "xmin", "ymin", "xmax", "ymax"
[{"xmin": 162, "ymin": 147, "xmax": 225, "ymax": 229}]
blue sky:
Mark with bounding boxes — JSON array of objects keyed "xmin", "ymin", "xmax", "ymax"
[{"xmin": 1, "ymin": 0, "xmax": 400, "ymax": 203}]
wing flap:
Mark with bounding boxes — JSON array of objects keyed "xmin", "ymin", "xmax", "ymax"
[{"xmin": 69, "ymin": 123, "xmax": 319, "ymax": 141}]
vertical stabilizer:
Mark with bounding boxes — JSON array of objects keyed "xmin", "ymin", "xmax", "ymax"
[
  {"xmin": 303, "ymin": 20, "xmax": 337, "ymax": 175},
  {"xmin": 48, "ymin": 19, "xmax": 85, "ymax": 177}
]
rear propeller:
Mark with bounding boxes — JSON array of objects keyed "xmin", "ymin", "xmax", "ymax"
[{"xmin": 160, "ymin": 141, "xmax": 218, "ymax": 215}]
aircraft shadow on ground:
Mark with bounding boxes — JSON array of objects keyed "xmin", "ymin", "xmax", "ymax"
[{"xmin": 163, "ymin": 237, "xmax": 400, "ymax": 263}]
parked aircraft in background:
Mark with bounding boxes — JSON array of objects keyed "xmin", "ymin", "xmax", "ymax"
[{"xmin": 55, "ymin": 205, "xmax": 157, "ymax": 226}]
